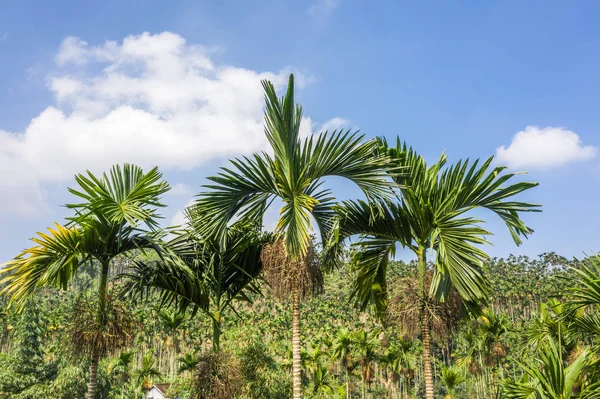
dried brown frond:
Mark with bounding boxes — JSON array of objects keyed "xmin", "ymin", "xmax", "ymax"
[
  {"xmin": 69, "ymin": 292, "xmax": 136, "ymax": 357},
  {"xmin": 194, "ymin": 350, "xmax": 242, "ymax": 399},
  {"xmin": 387, "ymin": 272, "xmax": 463, "ymax": 341},
  {"xmin": 260, "ymin": 239, "xmax": 323, "ymax": 301}
]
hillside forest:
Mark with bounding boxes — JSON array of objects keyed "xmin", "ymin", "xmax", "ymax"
[{"xmin": 1, "ymin": 75, "xmax": 599, "ymax": 399}]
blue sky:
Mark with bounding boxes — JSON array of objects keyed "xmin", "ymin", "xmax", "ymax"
[{"xmin": 0, "ymin": 0, "xmax": 599, "ymax": 263}]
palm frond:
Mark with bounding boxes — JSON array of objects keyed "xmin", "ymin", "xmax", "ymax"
[{"xmin": 67, "ymin": 163, "xmax": 170, "ymax": 230}]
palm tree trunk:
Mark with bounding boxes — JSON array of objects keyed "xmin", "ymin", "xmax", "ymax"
[
  {"xmin": 346, "ymin": 367, "xmax": 350, "ymax": 399},
  {"xmin": 87, "ymin": 349, "xmax": 100, "ymax": 399},
  {"xmin": 212, "ymin": 311, "xmax": 221, "ymax": 353},
  {"xmin": 417, "ymin": 247, "xmax": 434, "ymax": 399},
  {"xmin": 292, "ymin": 292, "xmax": 302, "ymax": 399},
  {"xmin": 88, "ymin": 260, "xmax": 110, "ymax": 399},
  {"xmin": 422, "ymin": 315, "xmax": 434, "ymax": 399}
]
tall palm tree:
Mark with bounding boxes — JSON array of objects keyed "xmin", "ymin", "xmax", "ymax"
[
  {"xmin": 123, "ymin": 220, "xmax": 270, "ymax": 353},
  {"xmin": 328, "ymin": 139, "xmax": 540, "ymax": 399},
  {"xmin": 191, "ymin": 74, "xmax": 393, "ymax": 398},
  {"xmin": 354, "ymin": 330, "xmax": 378, "ymax": 399},
  {"xmin": 333, "ymin": 328, "xmax": 354, "ymax": 399},
  {"xmin": 158, "ymin": 309, "xmax": 185, "ymax": 379},
  {"xmin": 1, "ymin": 164, "xmax": 170, "ymax": 399},
  {"xmin": 380, "ymin": 337, "xmax": 417, "ymax": 397}
]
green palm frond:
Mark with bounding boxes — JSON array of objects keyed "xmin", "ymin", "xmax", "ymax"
[
  {"xmin": 1, "ymin": 164, "xmax": 170, "ymax": 310},
  {"xmin": 503, "ymin": 339, "xmax": 596, "ymax": 399},
  {"xmin": 67, "ymin": 163, "xmax": 170, "ymax": 230},
  {"xmin": 440, "ymin": 365, "xmax": 466, "ymax": 395},
  {"xmin": 329, "ymin": 138, "xmax": 540, "ymax": 314},
  {"xmin": 122, "ymin": 221, "xmax": 270, "ymax": 320},
  {"xmin": 192, "ymin": 74, "xmax": 394, "ymax": 260},
  {"xmin": 564, "ymin": 256, "xmax": 600, "ymax": 309}
]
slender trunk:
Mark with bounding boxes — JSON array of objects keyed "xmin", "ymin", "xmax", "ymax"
[
  {"xmin": 346, "ymin": 367, "xmax": 350, "ymax": 399},
  {"xmin": 212, "ymin": 311, "xmax": 221, "ymax": 353},
  {"xmin": 422, "ymin": 314, "xmax": 434, "ymax": 399},
  {"xmin": 362, "ymin": 371, "xmax": 365, "ymax": 399},
  {"xmin": 87, "ymin": 260, "xmax": 110, "ymax": 399},
  {"xmin": 417, "ymin": 247, "xmax": 434, "ymax": 399},
  {"xmin": 292, "ymin": 292, "xmax": 302, "ymax": 399},
  {"xmin": 87, "ymin": 350, "xmax": 100, "ymax": 399}
]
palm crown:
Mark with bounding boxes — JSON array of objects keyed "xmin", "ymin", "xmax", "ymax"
[
  {"xmin": 331, "ymin": 138, "xmax": 541, "ymax": 310},
  {"xmin": 123, "ymin": 221, "xmax": 270, "ymax": 351},
  {"xmin": 191, "ymin": 74, "xmax": 393, "ymax": 259},
  {"xmin": 1, "ymin": 164, "xmax": 170, "ymax": 309}
]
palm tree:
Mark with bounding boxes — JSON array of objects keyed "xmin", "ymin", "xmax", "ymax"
[
  {"xmin": 124, "ymin": 220, "xmax": 270, "ymax": 353},
  {"xmin": 190, "ymin": 74, "xmax": 393, "ymax": 398},
  {"xmin": 307, "ymin": 363, "xmax": 336, "ymax": 398},
  {"xmin": 380, "ymin": 337, "xmax": 417, "ymax": 398},
  {"xmin": 333, "ymin": 328, "xmax": 354, "ymax": 399},
  {"xmin": 107, "ymin": 350, "xmax": 136, "ymax": 399},
  {"xmin": 0, "ymin": 164, "xmax": 169, "ymax": 399},
  {"xmin": 440, "ymin": 365, "xmax": 466, "ymax": 399},
  {"xmin": 178, "ymin": 352, "xmax": 200, "ymax": 375},
  {"xmin": 158, "ymin": 309, "xmax": 185, "ymax": 379},
  {"xmin": 328, "ymin": 139, "xmax": 540, "ymax": 399},
  {"xmin": 135, "ymin": 350, "xmax": 162, "ymax": 399},
  {"xmin": 354, "ymin": 330, "xmax": 378, "ymax": 399}
]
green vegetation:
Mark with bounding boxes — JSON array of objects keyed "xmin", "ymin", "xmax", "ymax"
[{"xmin": 1, "ymin": 74, "xmax": 599, "ymax": 398}]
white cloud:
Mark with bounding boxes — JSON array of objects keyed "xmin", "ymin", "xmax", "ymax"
[
  {"xmin": 319, "ymin": 117, "xmax": 349, "ymax": 133},
  {"xmin": 308, "ymin": 0, "xmax": 341, "ymax": 18},
  {"xmin": 0, "ymin": 32, "xmax": 346, "ymax": 217},
  {"xmin": 169, "ymin": 199, "xmax": 195, "ymax": 227},
  {"xmin": 495, "ymin": 126, "xmax": 597, "ymax": 170},
  {"xmin": 169, "ymin": 183, "xmax": 194, "ymax": 197}
]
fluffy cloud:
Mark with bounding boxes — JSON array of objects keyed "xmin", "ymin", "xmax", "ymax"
[
  {"xmin": 496, "ymin": 126, "xmax": 597, "ymax": 170},
  {"xmin": 319, "ymin": 117, "xmax": 349, "ymax": 133},
  {"xmin": 169, "ymin": 199, "xmax": 195, "ymax": 228},
  {"xmin": 0, "ymin": 32, "xmax": 339, "ymax": 217}
]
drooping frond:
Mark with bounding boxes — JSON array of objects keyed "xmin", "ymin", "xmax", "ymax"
[
  {"xmin": 564, "ymin": 256, "xmax": 600, "ymax": 310},
  {"xmin": 329, "ymin": 138, "xmax": 540, "ymax": 315},
  {"xmin": 122, "ymin": 221, "xmax": 270, "ymax": 317},
  {"xmin": 194, "ymin": 74, "xmax": 394, "ymax": 262},
  {"xmin": 324, "ymin": 200, "xmax": 411, "ymax": 310},
  {"xmin": 384, "ymin": 138, "xmax": 541, "ymax": 245},
  {"xmin": 191, "ymin": 153, "xmax": 278, "ymax": 242},
  {"xmin": 1, "ymin": 223, "xmax": 88, "ymax": 309}
]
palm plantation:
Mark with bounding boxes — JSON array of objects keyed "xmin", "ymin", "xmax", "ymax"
[
  {"xmin": 1, "ymin": 164, "xmax": 170, "ymax": 399},
  {"xmin": 5, "ymin": 74, "xmax": 600, "ymax": 399},
  {"xmin": 191, "ymin": 74, "xmax": 393, "ymax": 398},
  {"xmin": 329, "ymin": 139, "xmax": 540, "ymax": 399}
]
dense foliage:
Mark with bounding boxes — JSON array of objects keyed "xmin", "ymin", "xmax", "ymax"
[
  {"xmin": 1, "ymin": 253, "xmax": 595, "ymax": 398},
  {"xmin": 2, "ymin": 74, "xmax": 598, "ymax": 399}
]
